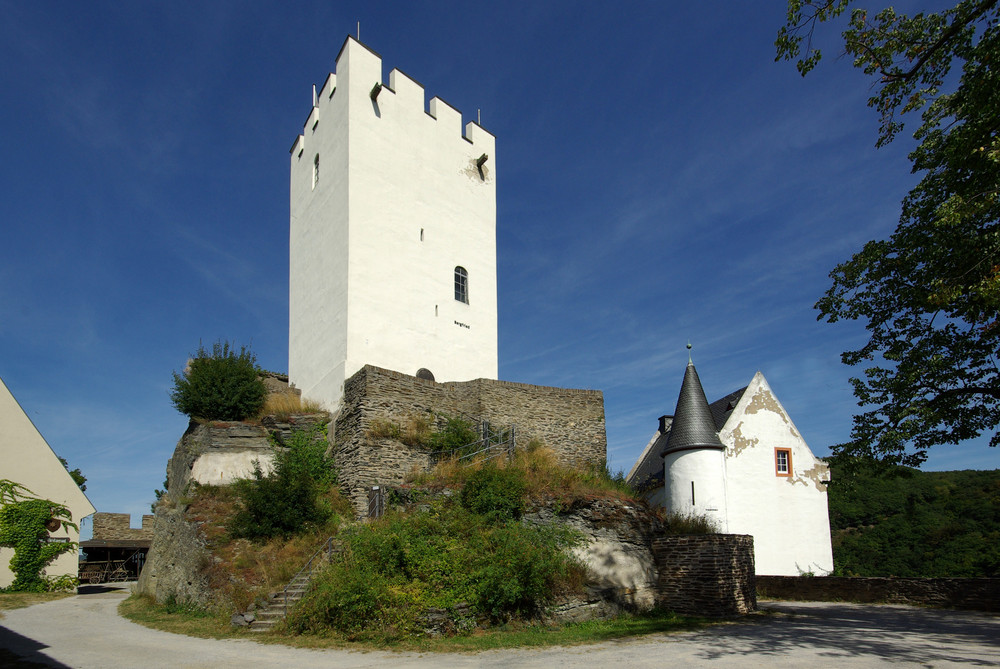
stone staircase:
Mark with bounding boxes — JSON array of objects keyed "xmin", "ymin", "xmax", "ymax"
[{"xmin": 248, "ymin": 537, "xmax": 337, "ymax": 632}]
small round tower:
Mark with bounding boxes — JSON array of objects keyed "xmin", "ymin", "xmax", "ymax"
[{"xmin": 660, "ymin": 352, "xmax": 728, "ymax": 531}]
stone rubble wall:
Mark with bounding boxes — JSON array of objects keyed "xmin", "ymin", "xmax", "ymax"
[
  {"xmin": 92, "ymin": 512, "xmax": 155, "ymax": 541},
  {"xmin": 652, "ymin": 534, "xmax": 757, "ymax": 616},
  {"xmin": 334, "ymin": 365, "xmax": 607, "ymax": 515},
  {"xmin": 756, "ymin": 575, "xmax": 1000, "ymax": 612}
]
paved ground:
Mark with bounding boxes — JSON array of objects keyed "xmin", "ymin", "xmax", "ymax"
[{"xmin": 1, "ymin": 587, "xmax": 998, "ymax": 668}]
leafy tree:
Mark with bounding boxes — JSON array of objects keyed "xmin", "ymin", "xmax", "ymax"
[
  {"xmin": 170, "ymin": 340, "xmax": 267, "ymax": 421},
  {"xmin": 777, "ymin": 1, "xmax": 1000, "ymax": 465},
  {"xmin": 58, "ymin": 457, "xmax": 86, "ymax": 492},
  {"xmin": 0, "ymin": 479, "xmax": 78, "ymax": 592}
]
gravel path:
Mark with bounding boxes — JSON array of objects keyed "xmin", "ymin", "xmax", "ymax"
[{"xmin": 1, "ymin": 587, "xmax": 998, "ymax": 668}]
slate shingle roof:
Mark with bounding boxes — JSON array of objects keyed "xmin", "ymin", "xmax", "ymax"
[{"xmin": 660, "ymin": 362, "xmax": 725, "ymax": 456}]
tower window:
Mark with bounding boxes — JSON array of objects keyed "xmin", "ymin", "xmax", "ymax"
[
  {"xmin": 775, "ymin": 448, "xmax": 792, "ymax": 477},
  {"xmin": 312, "ymin": 154, "xmax": 320, "ymax": 189},
  {"xmin": 454, "ymin": 266, "xmax": 469, "ymax": 304}
]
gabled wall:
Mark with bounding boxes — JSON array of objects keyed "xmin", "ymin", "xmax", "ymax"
[
  {"xmin": 0, "ymin": 377, "xmax": 95, "ymax": 588},
  {"xmin": 718, "ymin": 372, "xmax": 833, "ymax": 576}
]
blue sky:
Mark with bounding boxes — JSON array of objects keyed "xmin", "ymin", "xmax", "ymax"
[{"xmin": 1, "ymin": 1, "xmax": 994, "ymax": 529}]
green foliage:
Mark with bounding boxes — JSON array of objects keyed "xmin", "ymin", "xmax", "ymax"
[
  {"xmin": 288, "ymin": 499, "xmax": 582, "ymax": 639},
  {"xmin": 170, "ymin": 340, "xmax": 267, "ymax": 421},
  {"xmin": 0, "ymin": 498, "xmax": 77, "ymax": 592},
  {"xmin": 426, "ymin": 416, "xmax": 480, "ymax": 454},
  {"xmin": 459, "ymin": 464, "xmax": 526, "ymax": 522},
  {"xmin": 228, "ymin": 426, "xmax": 337, "ymax": 540},
  {"xmin": 828, "ymin": 464, "xmax": 1000, "ymax": 576},
  {"xmin": 57, "ymin": 457, "xmax": 86, "ymax": 492},
  {"xmin": 777, "ymin": 1, "xmax": 1000, "ymax": 465}
]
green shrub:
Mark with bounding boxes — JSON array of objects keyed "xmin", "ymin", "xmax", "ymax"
[
  {"xmin": 228, "ymin": 426, "xmax": 336, "ymax": 540},
  {"xmin": 288, "ymin": 499, "xmax": 582, "ymax": 637},
  {"xmin": 459, "ymin": 464, "xmax": 526, "ymax": 523},
  {"xmin": 170, "ymin": 340, "xmax": 267, "ymax": 421},
  {"xmin": 426, "ymin": 416, "xmax": 479, "ymax": 454}
]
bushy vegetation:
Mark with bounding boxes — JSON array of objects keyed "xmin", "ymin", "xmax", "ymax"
[
  {"xmin": 183, "ymin": 481, "xmax": 352, "ymax": 614},
  {"xmin": 459, "ymin": 464, "xmax": 526, "ymax": 522},
  {"xmin": 228, "ymin": 426, "xmax": 339, "ymax": 540},
  {"xmin": 368, "ymin": 413, "xmax": 479, "ymax": 453},
  {"xmin": 828, "ymin": 465, "xmax": 1000, "ymax": 577},
  {"xmin": 288, "ymin": 498, "xmax": 584, "ymax": 639},
  {"xmin": 170, "ymin": 340, "xmax": 267, "ymax": 421}
]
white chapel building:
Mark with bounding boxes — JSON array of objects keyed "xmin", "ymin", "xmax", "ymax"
[
  {"xmin": 627, "ymin": 357, "xmax": 834, "ymax": 576},
  {"xmin": 289, "ymin": 36, "xmax": 498, "ymax": 410}
]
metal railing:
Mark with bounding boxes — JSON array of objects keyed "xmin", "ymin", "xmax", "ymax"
[{"xmin": 280, "ymin": 536, "xmax": 335, "ymax": 617}]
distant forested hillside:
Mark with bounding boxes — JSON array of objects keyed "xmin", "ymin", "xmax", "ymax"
[{"xmin": 828, "ymin": 467, "xmax": 1000, "ymax": 577}]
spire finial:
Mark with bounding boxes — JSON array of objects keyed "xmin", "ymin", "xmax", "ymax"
[{"xmin": 687, "ymin": 340, "xmax": 692, "ymax": 364}]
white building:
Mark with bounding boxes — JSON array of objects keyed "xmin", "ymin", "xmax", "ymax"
[
  {"xmin": 289, "ymin": 36, "xmax": 498, "ymax": 410},
  {"xmin": 0, "ymin": 377, "xmax": 95, "ymax": 588},
  {"xmin": 627, "ymin": 359, "xmax": 834, "ymax": 576}
]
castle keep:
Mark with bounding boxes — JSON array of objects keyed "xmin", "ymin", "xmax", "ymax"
[{"xmin": 289, "ymin": 36, "xmax": 498, "ymax": 411}]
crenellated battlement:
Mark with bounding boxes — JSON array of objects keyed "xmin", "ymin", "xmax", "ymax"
[{"xmin": 290, "ymin": 35, "xmax": 493, "ymax": 156}]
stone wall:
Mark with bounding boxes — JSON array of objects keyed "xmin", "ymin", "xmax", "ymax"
[
  {"xmin": 653, "ymin": 535, "xmax": 757, "ymax": 616},
  {"xmin": 92, "ymin": 512, "xmax": 155, "ymax": 541},
  {"xmin": 333, "ymin": 365, "xmax": 607, "ymax": 515},
  {"xmin": 756, "ymin": 576, "xmax": 1000, "ymax": 612}
]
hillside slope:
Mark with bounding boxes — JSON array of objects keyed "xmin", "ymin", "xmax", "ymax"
[{"xmin": 829, "ymin": 468, "xmax": 1000, "ymax": 577}]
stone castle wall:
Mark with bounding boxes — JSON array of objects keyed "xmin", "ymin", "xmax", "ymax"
[
  {"xmin": 333, "ymin": 365, "xmax": 607, "ymax": 515},
  {"xmin": 653, "ymin": 534, "xmax": 757, "ymax": 616},
  {"xmin": 756, "ymin": 575, "xmax": 1000, "ymax": 612},
  {"xmin": 92, "ymin": 512, "xmax": 155, "ymax": 541}
]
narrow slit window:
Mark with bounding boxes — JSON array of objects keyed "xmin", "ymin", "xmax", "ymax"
[
  {"xmin": 312, "ymin": 153, "xmax": 320, "ymax": 189},
  {"xmin": 454, "ymin": 266, "xmax": 468, "ymax": 304},
  {"xmin": 775, "ymin": 448, "xmax": 792, "ymax": 477}
]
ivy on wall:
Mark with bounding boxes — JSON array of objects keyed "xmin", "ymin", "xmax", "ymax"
[{"xmin": 0, "ymin": 479, "xmax": 78, "ymax": 592}]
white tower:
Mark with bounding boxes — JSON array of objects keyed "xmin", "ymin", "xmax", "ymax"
[
  {"xmin": 661, "ymin": 358, "xmax": 729, "ymax": 531},
  {"xmin": 289, "ymin": 37, "xmax": 498, "ymax": 410}
]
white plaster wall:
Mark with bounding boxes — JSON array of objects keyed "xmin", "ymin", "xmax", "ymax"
[
  {"xmin": 663, "ymin": 449, "xmax": 729, "ymax": 532},
  {"xmin": 289, "ymin": 37, "xmax": 498, "ymax": 411},
  {"xmin": 188, "ymin": 451, "xmax": 275, "ymax": 487},
  {"xmin": 0, "ymin": 378, "xmax": 95, "ymax": 588},
  {"xmin": 720, "ymin": 373, "xmax": 834, "ymax": 576}
]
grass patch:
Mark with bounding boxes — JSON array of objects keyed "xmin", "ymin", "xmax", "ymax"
[
  {"xmin": 257, "ymin": 392, "xmax": 322, "ymax": 421},
  {"xmin": 408, "ymin": 445, "xmax": 636, "ymax": 509},
  {"xmin": 0, "ymin": 591, "xmax": 71, "ymax": 618},
  {"xmin": 119, "ymin": 595, "xmax": 235, "ymax": 638}
]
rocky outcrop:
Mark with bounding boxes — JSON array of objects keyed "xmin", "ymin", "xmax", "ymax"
[
  {"xmin": 135, "ymin": 503, "xmax": 212, "ymax": 607},
  {"xmin": 165, "ymin": 414, "xmax": 330, "ymax": 495},
  {"xmin": 524, "ymin": 498, "xmax": 664, "ymax": 614}
]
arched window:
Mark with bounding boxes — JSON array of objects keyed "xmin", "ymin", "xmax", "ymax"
[
  {"xmin": 454, "ymin": 266, "xmax": 469, "ymax": 304},
  {"xmin": 312, "ymin": 153, "xmax": 320, "ymax": 189}
]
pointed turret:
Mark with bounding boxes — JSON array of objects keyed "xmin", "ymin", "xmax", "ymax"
[{"xmin": 661, "ymin": 359, "xmax": 725, "ymax": 456}]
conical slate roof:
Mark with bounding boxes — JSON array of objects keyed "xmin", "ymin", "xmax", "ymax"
[{"xmin": 660, "ymin": 361, "xmax": 725, "ymax": 456}]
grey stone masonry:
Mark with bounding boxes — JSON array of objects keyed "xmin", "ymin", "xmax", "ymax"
[
  {"xmin": 92, "ymin": 512, "xmax": 155, "ymax": 541},
  {"xmin": 756, "ymin": 575, "xmax": 1000, "ymax": 612},
  {"xmin": 334, "ymin": 365, "xmax": 607, "ymax": 515},
  {"xmin": 652, "ymin": 534, "xmax": 757, "ymax": 616}
]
